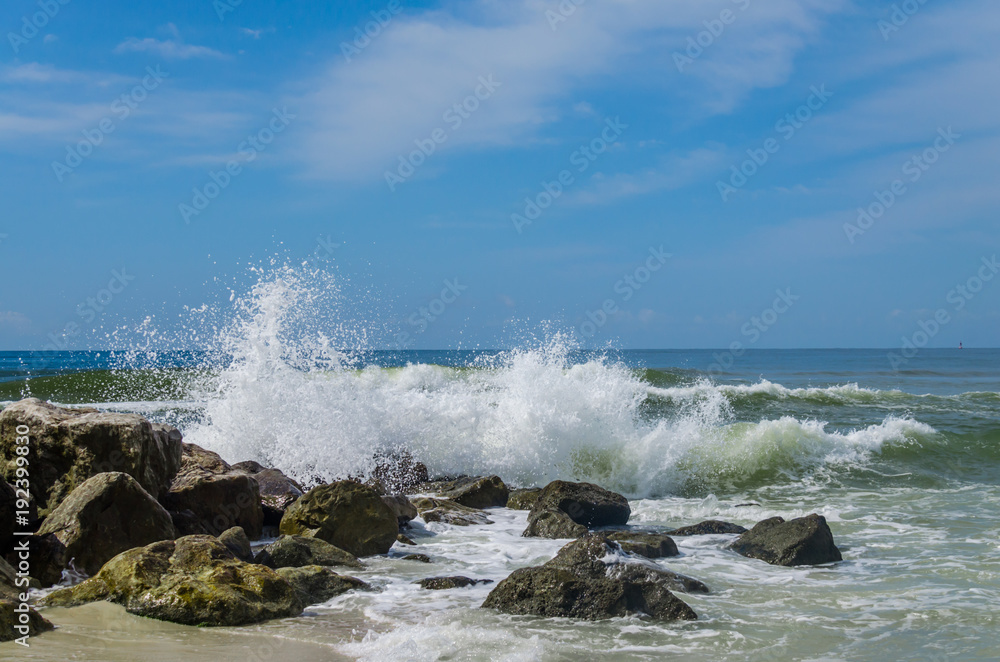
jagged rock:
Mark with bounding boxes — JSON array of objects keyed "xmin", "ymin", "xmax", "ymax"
[
  {"xmin": 161, "ymin": 449, "xmax": 263, "ymax": 539},
  {"xmin": 254, "ymin": 535, "xmax": 361, "ymax": 569},
  {"xmin": 274, "ymin": 566, "xmax": 370, "ymax": 606},
  {"xmin": 527, "ymin": 481, "xmax": 631, "ymax": 534},
  {"xmin": 0, "ymin": 399, "xmax": 182, "ymax": 516},
  {"xmin": 177, "ymin": 443, "xmax": 231, "ymax": 474},
  {"xmin": 411, "ymin": 497, "xmax": 493, "ymax": 526},
  {"xmin": 382, "ymin": 495, "xmax": 418, "ymax": 527},
  {"xmin": 431, "ymin": 476, "xmax": 509, "ymax": 509},
  {"xmin": 416, "ymin": 576, "xmax": 493, "ymax": 590},
  {"xmin": 0, "ymin": 599, "xmax": 53, "ymax": 642},
  {"xmin": 35, "ymin": 472, "xmax": 176, "ymax": 582},
  {"xmin": 522, "ymin": 508, "xmax": 587, "ymax": 539},
  {"xmin": 605, "ymin": 531, "xmax": 679, "ymax": 559},
  {"xmin": 280, "ymin": 481, "xmax": 398, "ymax": 557},
  {"xmin": 669, "ymin": 520, "xmax": 748, "ymax": 536},
  {"xmin": 729, "ymin": 514, "xmax": 843, "ymax": 566},
  {"xmin": 231, "ymin": 462, "xmax": 304, "ymax": 527},
  {"xmin": 41, "ymin": 535, "xmax": 302, "ymax": 626},
  {"xmin": 218, "ymin": 527, "xmax": 254, "ymax": 563},
  {"xmin": 169, "ymin": 509, "xmax": 210, "ymax": 536},
  {"xmin": 506, "ymin": 488, "xmax": 542, "ymax": 510},
  {"xmin": 483, "ymin": 533, "xmax": 704, "ymax": 621},
  {"xmin": 401, "ymin": 553, "xmax": 431, "ymax": 563}
]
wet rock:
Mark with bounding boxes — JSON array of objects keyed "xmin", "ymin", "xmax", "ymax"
[
  {"xmin": 482, "ymin": 533, "xmax": 703, "ymax": 621},
  {"xmin": 396, "ymin": 533, "xmax": 416, "ymax": 546},
  {"xmin": 528, "ymin": 481, "xmax": 631, "ymax": 532},
  {"xmin": 522, "ymin": 509, "xmax": 587, "ymax": 539},
  {"xmin": 668, "ymin": 520, "xmax": 748, "ymax": 536},
  {"xmin": 370, "ymin": 450, "xmax": 429, "ymax": 493},
  {"xmin": 35, "ymin": 472, "xmax": 176, "ymax": 581},
  {"xmin": 401, "ymin": 553, "xmax": 432, "ymax": 563},
  {"xmin": 416, "ymin": 576, "xmax": 493, "ymax": 590},
  {"xmin": 0, "ymin": 399, "xmax": 182, "ymax": 516},
  {"xmin": 605, "ymin": 531, "xmax": 679, "ymax": 559},
  {"xmin": 382, "ymin": 495, "xmax": 418, "ymax": 527},
  {"xmin": 0, "ymin": 599, "xmax": 53, "ymax": 642},
  {"xmin": 411, "ymin": 497, "xmax": 493, "ymax": 526},
  {"xmin": 729, "ymin": 514, "xmax": 843, "ymax": 567},
  {"xmin": 4, "ymin": 533, "xmax": 64, "ymax": 587},
  {"xmin": 231, "ymin": 462, "xmax": 304, "ymax": 527},
  {"xmin": 41, "ymin": 535, "xmax": 302, "ymax": 626},
  {"xmin": 280, "ymin": 480, "xmax": 398, "ymax": 557},
  {"xmin": 432, "ymin": 476, "xmax": 510, "ymax": 509},
  {"xmin": 169, "ymin": 509, "xmax": 210, "ymax": 536},
  {"xmin": 506, "ymin": 488, "xmax": 542, "ymax": 510},
  {"xmin": 218, "ymin": 526, "xmax": 254, "ymax": 563},
  {"xmin": 274, "ymin": 566, "xmax": 370, "ymax": 606},
  {"xmin": 178, "ymin": 443, "xmax": 230, "ymax": 474},
  {"xmin": 254, "ymin": 534, "xmax": 361, "ymax": 569}
]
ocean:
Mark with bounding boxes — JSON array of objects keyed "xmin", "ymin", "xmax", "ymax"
[{"xmin": 2, "ymin": 277, "xmax": 998, "ymax": 660}]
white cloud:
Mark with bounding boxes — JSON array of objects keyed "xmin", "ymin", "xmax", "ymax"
[{"xmin": 114, "ymin": 25, "xmax": 225, "ymax": 60}]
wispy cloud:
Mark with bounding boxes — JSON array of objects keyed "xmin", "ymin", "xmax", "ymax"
[{"xmin": 114, "ymin": 25, "xmax": 225, "ymax": 60}]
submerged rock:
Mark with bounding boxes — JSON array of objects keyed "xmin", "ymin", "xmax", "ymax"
[
  {"xmin": 483, "ymin": 533, "xmax": 704, "ymax": 621},
  {"xmin": 522, "ymin": 509, "xmax": 587, "ymax": 539},
  {"xmin": 506, "ymin": 487, "xmax": 542, "ymax": 510},
  {"xmin": 432, "ymin": 476, "xmax": 510, "ymax": 509},
  {"xmin": 35, "ymin": 472, "xmax": 176, "ymax": 581},
  {"xmin": 522, "ymin": 481, "xmax": 630, "ymax": 538},
  {"xmin": 41, "ymin": 535, "xmax": 303, "ymax": 626},
  {"xmin": 605, "ymin": 531, "xmax": 679, "ymax": 559},
  {"xmin": 382, "ymin": 494, "xmax": 418, "ymax": 527},
  {"xmin": 668, "ymin": 520, "xmax": 748, "ymax": 536},
  {"xmin": 416, "ymin": 576, "xmax": 493, "ymax": 590},
  {"xmin": 411, "ymin": 497, "xmax": 494, "ymax": 526},
  {"xmin": 401, "ymin": 553, "xmax": 432, "ymax": 563},
  {"xmin": 729, "ymin": 514, "xmax": 842, "ymax": 567},
  {"xmin": 396, "ymin": 533, "xmax": 416, "ymax": 546},
  {"xmin": 279, "ymin": 481, "xmax": 398, "ymax": 557},
  {"xmin": 254, "ymin": 535, "xmax": 361, "ymax": 569},
  {"xmin": 274, "ymin": 566, "xmax": 370, "ymax": 606},
  {"xmin": 0, "ymin": 399, "xmax": 182, "ymax": 516},
  {"xmin": 0, "ymin": 599, "xmax": 53, "ymax": 642}
]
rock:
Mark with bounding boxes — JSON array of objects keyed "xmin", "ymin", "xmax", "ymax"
[
  {"xmin": 1, "ymin": 557, "xmax": 20, "ymax": 601},
  {"xmin": 231, "ymin": 462, "xmax": 304, "ymax": 527},
  {"xmin": 396, "ymin": 533, "xmax": 416, "ymax": 546},
  {"xmin": 482, "ymin": 533, "xmax": 703, "ymax": 621},
  {"xmin": 401, "ymin": 553, "xmax": 431, "ymax": 563},
  {"xmin": 668, "ymin": 520, "xmax": 748, "ymax": 536},
  {"xmin": 506, "ymin": 488, "xmax": 542, "ymax": 510},
  {"xmin": 169, "ymin": 509, "xmax": 210, "ymax": 536},
  {"xmin": 280, "ymin": 481, "xmax": 398, "ymax": 557},
  {"xmin": 0, "ymin": 399, "xmax": 183, "ymax": 516},
  {"xmin": 161, "ymin": 464, "xmax": 263, "ymax": 540},
  {"xmin": 41, "ymin": 535, "xmax": 302, "ymax": 626},
  {"xmin": 4, "ymin": 533, "xmax": 64, "ymax": 587},
  {"xmin": 416, "ymin": 576, "xmax": 493, "ymax": 590},
  {"xmin": 528, "ymin": 481, "xmax": 631, "ymax": 531},
  {"xmin": 218, "ymin": 527, "xmax": 254, "ymax": 563},
  {"xmin": 522, "ymin": 509, "xmax": 587, "ymax": 539},
  {"xmin": 605, "ymin": 531, "xmax": 679, "ymax": 559},
  {"xmin": 411, "ymin": 497, "xmax": 493, "ymax": 526},
  {"xmin": 729, "ymin": 514, "xmax": 843, "ymax": 567},
  {"xmin": 370, "ymin": 450, "xmax": 428, "ymax": 493},
  {"xmin": 254, "ymin": 535, "xmax": 361, "ymax": 569},
  {"xmin": 274, "ymin": 566, "xmax": 370, "ymax": 606},
  {"xmin": 0, "ymin": 599, "xmax": 53, "ymax": 642},
  {"xmin": 434, "ymin": 476, "xmax": 509, "ymax": 509},
  {"xmin": 382, "ymin": 495, "xmax": 418, "ymax": 527},
  {"xmin": 35, "ymin": 472, "xmax": 176, "ymax": 581},
  {"xmin": 1, "ymin": 478, "xmax": 35, "ymax": 552},
  {"xmin": 178, "ymin": 443, "xmax": 231, "ymax": 474}
]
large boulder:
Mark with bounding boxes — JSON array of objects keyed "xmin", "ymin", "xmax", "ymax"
[
  {"xmin": 411, "ymin": 497, "xmax": 493, "ymax": 526},
  {"xmin": 279, "ymin": 481, "xmax": 398, "ymax": 557},
  {"xmin": 275, "ymin": 566, "xmax": 370, "ymax": 606},
  {"xmin": 522, "ymin": 509, "xmax": 587, "ymax": 539},
  {"xmin": 669, "ymin": 520, "xmax": 747, "ymax": 536},
  {"xmin": 161, "ymin": 445, "xmax": 263, "ymax": 540},
  {"xmin": 429, "ymin": 476, "xmax": 510, "ymax": 509},
  {"xmin": 231, "ymin": 461, "xmax": 304, "ymax": 527},
  {"xmin": 0, "ymin": 399, "xmax": 183, "ymax": 516},
  {"xmin": 506, "ymin": 488, "xmax": 541, "ymax": 510},
  {"xmin": 382, "ymin": 495, "xmax": 418, "ymax": 527},
  {"xmin": 41, "ymin": 535, "xmax": 303, "ymax": 626},
  {"xmin": 483, "ymin": 533, "xmax": 704, "ymax": 621},
  {"xmin": 605, "ymin": 531, "xmax": 679, "ymax": 559},
  {"xmin": 254, "ymin": 535, "xmax": 361, "ymax": 569},
  {"xmin": 0, "ymin": 599, "xmax": 53, "ymax": 643},
  {"xmin": 35, "ymin": 472, "xmax": 176, "ymax": 580},
  {"xmin": 526, "ymin": 481, "xmax": 630, "ymax": 535},
  {"xmin": 729, "ymin": 515, "xmax": 843, "ymax": 566}
]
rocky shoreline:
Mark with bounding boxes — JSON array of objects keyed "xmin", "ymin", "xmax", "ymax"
[{"xmin": 1, "ymin": 398, "xmax": 843, "ymax": 643}]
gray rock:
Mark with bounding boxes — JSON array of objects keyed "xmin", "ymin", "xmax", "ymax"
[
  {"xmin": 416, "ymin": 576, "xmax": 493, "ymax": 590},
  {"xmin": 401, "ymin": 553, "xmax": 432, "ymax": 563},
  {"xmin": 668, "ymin": 520, "xmax": 748, "ymax": 536},
  {"xmin": 605, "ymin": 531, "xmax": 679, "ymax": 559},
  {"xmin": 231, "ymin": 462, "xmax": 304, "ymax": 526},
  {"xmin": 435, "ymin": 476, "xmax": 510, "ymax": 509},
  {"xmin": 254, "ymin": 534, "xmax": 361, "ymax": 569},
  {"xmin": 528, "ymin": 480, "xmax": 631, "ymax": 530},
  {"xmin": 218, "ymin": 526, "xmax": 254, "ymax": 563},
  {"xmin": 506, "ymin": 487, "xmax": 542, "ymax": 510},
  {"xmin": 274, "ymin": 565, "xmax": 370, "ymax": 605},
  {"xmin": 279, "ymin": 481, "xmax": 399, "ymax": 557},
  {"xmin": 729, "ymin": 514, "xmax": 842, "ymax": 566},
  {"xmin": 382, "ymin": 494, "xmax": 418, "ymax": 527},
  {"xmin": 522, "ymin": 508, "xmax": 587, "ymax": 539},
  {"xmin": 411, "ymin": 497, "xmax": 493, "ymax": 526}
]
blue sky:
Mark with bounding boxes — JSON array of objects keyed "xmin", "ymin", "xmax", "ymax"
[{"xmin": 0, "ymin": 0, "xmax": 997, "ymax": 351}]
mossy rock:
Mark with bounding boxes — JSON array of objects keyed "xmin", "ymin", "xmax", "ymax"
[
  {"xmin": 275, "ymin": 565, "xmax": 370, "ymax": 606},
  {"xmin": 254, "ymin": 535, "xmax": 361, "ymax": 569},
  {"xmin": 506, "ymin": 488, "xmax": 541, "ymax": 510},
  {"xmin": 279, "ymin": 481, "xmax": 398, "ymax": 557}
]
